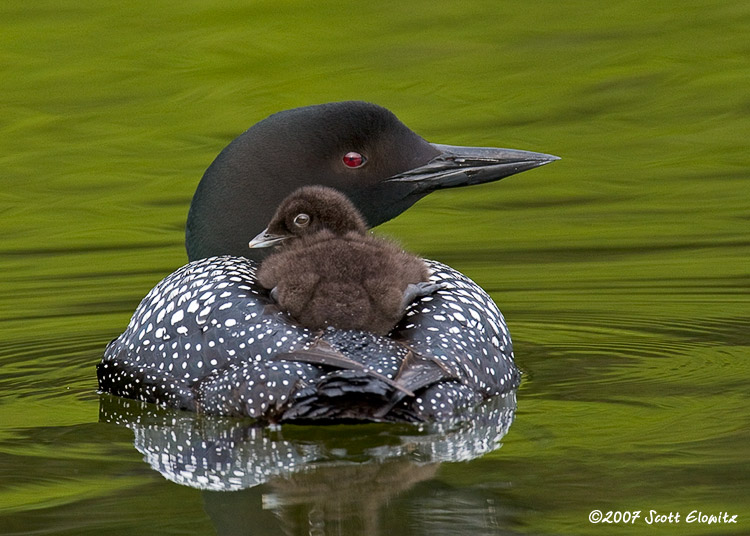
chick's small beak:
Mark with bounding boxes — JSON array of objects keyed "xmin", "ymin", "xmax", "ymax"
[{"xmin": 248, "ymin": 229, "xmax": 289, "ymax": 249}]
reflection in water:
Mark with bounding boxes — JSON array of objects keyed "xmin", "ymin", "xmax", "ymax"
[{"xmin": 100, "ymin": 393, "xmax": 516, "ymax": 534}]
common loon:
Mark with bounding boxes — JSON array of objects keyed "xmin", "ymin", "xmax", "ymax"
[
  {"xmin": 250, "ymin": 185, "xmax": 441, "ymax": 335},
  {"xmin": 248, "ymin": 185, "xmax": 449, "ymax": 421},
  {"xmin": 98, "ymin": 101, "xmax": 558, "ymax": 423}
]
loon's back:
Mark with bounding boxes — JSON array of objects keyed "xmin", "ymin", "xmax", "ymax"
[{"xmin": 99, "ymin": 256, "xmax": 519, "ymax": 423}]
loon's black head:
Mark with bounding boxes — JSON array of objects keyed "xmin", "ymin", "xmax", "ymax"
[
  {"xmin": 186, "ymin": 101, "xmax": 558, "ymax": 261},
  {"xmin": 247, "ymin": 186, "xmax": 367, "ymax": 248}
]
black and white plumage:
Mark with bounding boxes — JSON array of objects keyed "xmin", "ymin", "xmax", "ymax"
[
  {"xmin": 98, "ymin": 101, "xmax": 557, "ymax": 423},
  {"xmin": 99, "ymin": 255, "xmax": 517, "ymax": 422}
]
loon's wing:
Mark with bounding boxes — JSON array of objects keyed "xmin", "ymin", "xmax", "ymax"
[{"xmin": 274, "ymin": 340, "xmax": 415, "ymax": 396}]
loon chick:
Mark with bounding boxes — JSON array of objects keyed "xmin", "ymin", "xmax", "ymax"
[
  {"xmin": 250, "ymin": 186, "xmax": 439, "ymax": 335},
  {"xmin": 99, "ymin": 101, "xmax": 558, "ymax": 423}
]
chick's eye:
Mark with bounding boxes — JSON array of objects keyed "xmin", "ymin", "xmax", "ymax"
[
  {"xmin": 343, "ymin": 151, "xmax": 366, "ymax": 168},
  {"xmin": 293, "ymin": 213, "xmax": 310, "ymax": 227}
]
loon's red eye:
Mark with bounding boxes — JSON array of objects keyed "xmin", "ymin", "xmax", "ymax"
[{"xmin": 343, "ymin": 151, "xmax": 366, "ymax": 168}]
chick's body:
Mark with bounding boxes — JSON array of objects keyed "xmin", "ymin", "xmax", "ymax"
[
  {"xmin": 251, "ymin": 186, "xmax": 432, "ymax": 336},
  {"xmin": 258, "ymin": 229, "xmax": 429, "ymax": 335}
]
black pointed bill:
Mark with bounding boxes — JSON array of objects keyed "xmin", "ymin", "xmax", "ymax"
[
  {"xmin": 386, "ymin": 143, "xmax": 559, "ymax": 192},
  {"xmin": 248, "ymin": 228, "xmax": 289, "ymax": 249}
]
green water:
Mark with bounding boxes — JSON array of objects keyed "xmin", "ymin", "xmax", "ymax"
[{"xmin": 1, "ymin": 0, "xmax": 748, "ymax": 534}]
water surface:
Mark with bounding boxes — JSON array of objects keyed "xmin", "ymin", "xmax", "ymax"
[{"xmin": 1, "ymin": 1, "xmax": 748, "ymax": 534}]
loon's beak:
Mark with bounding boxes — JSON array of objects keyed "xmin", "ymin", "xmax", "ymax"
[
  {"xmin": 387, "ymin": 144, "xmax": 559, "ymax": 192},
  {"xmin": 248, "ymin": 228, "xmax": 289, "ymax": 249}
]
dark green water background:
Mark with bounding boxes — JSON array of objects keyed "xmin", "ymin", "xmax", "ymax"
[{"xmin": 1, "ymin": 1, "xmax": 748, "ymax": 535}]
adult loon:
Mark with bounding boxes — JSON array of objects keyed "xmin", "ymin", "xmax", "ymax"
[{"xmin": 98, "ymin": 101, "xmax": 558, "ymax": 423}]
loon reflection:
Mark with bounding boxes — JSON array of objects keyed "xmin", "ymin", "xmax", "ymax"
[{"xmin": 100, "ymin": 394, "xmax": 516, "ymax": 534}]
